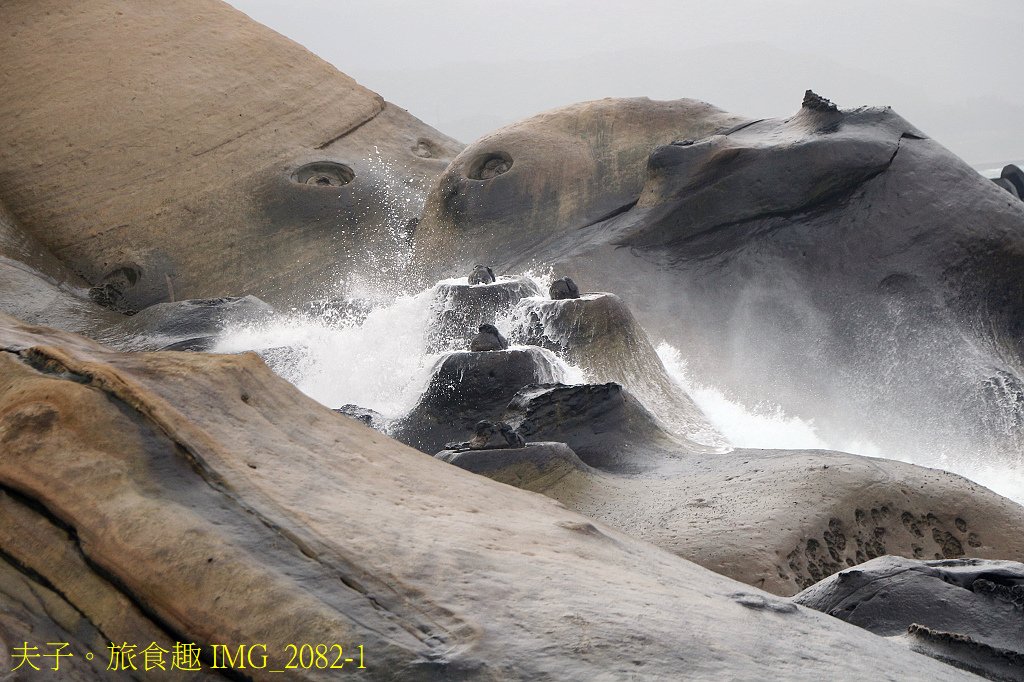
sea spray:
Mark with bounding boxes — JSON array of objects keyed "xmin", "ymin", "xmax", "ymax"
[{"xmin": 656, "ymin": 341, "xmax": 1024, "ymax": 505}]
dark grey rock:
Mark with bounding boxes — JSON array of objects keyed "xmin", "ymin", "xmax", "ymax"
[
  {"xmin": 334, "ymin": 404, "xmax": 385, "ymax": 431},
  {"xmin": 435, "ymin": 442, "xmax": 586, "ymax": 482},
  {"xmin": 390, "ymin": 347, "xmax": 567, "ymax": 454},
  {"xmin": 502, "ymin": 382, "xmax": 685, "ymax": 472},
  {"xmin": 469, "ymin": 323, "xmax": 508, "ymax": 351},
  {"xmin": 794, "ymin": 556, "xmax": 1024, "ymax": 680},
  {"xmin": 468, "ymin": 264, "xmax": 496, "ymax": 284},
  {"xmin": 112, "ymin": 295, "xmax": 275, "ymax": 351},
  {"xmin": 548, "ymin": 276, "xmax": 579, "ymax": 300}
]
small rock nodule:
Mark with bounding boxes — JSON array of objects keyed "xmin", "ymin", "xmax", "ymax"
[
  {"xmin": 549, "ymin": 277, "xmax": 580, "ymax": 300},
  {"xmin": 468, "ymin": 265, "xmax": 496, "ymax": 285},
  {"xmin": 470, "ymin": 323, "xmax": 508, "ymax": 352}
]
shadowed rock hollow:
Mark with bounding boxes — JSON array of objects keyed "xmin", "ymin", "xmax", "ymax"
[{"xmin": 0, "ymin": 313, "xmax": 982, "ymax": 680}]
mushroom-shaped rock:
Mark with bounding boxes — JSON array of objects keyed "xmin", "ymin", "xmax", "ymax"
[
  {"xmin": 390, "ymin": 347, "xmax": 569, "ymax": 454},
  {"xmin": 427, "ymin": 276, "xmax": 541, "ymax": 353},
  {"xmin": 510, "ymin": 292, "xmax": 724, "ymax": 451}
]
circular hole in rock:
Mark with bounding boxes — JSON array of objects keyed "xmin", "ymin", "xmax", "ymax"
[
  {"xmin": 466, "ymin": 151, "xmax": 513, "ymax": 180},
  {"xmin": 412, "ymin": 138, "xmax": 437, "ymax": 159},
  {"xmin": 292, "ymin": 162, "xmax": 355, "ymax": 187}
]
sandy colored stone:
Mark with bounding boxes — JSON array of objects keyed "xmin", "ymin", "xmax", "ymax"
[
  {"xmin": 0, "ymin": 313, "xmax": 982, "ymax": 680},
  {"xmin": 0, "ymin": 0, "xmax": 462, "ymax": 310}
]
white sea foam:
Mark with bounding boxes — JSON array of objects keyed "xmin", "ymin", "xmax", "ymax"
[{"xmin": 656, "ymin": 341, "xmax": 1024, "ymax": 505}]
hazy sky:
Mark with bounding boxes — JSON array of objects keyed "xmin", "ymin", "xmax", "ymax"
[{"xmin": 227, "ymin": 0, "xmax": 1023, "ymax": 165}]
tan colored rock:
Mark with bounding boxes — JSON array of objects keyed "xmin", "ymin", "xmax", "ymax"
[
  {"xmin": 413, "ymin": 97, "xmax": 748, "ymax": 278},
  {"xmin": 0, "ymin": 0, "xmax": 462, "ymax": 310},
  {"xmin": 449, "ymin": 439, "xmax": 1024, "ymax": 596},
  {"xmin": 0, "ymin": 314, "xmax": 980, "ymax": 679}
]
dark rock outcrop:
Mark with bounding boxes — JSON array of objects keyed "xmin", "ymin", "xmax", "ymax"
[
  {"xmin": 510, "ymin": 292, "xmax": 724, "ymax": 450},
  {"xmin": 469, "ymin": 323, "xmax": 509, "ymax": 352},
  {"xmin": 503, "ymin": 383, "xmax": 686, "ymax": 472},
  {"xmin": 390, "ymin": 347, "xmax": 568, "ymax": 454},
  {"xmin": 334, "ymin": 404, "xmax": 386, "ymax": 431},
  {"xmin": 110, "ymin": 296, "xmax": 275, "ymax": 351},
  {"xmin": 467, "ymin": 264, "xmax": 496, "ymax": 284},
  {"xmin": 795, "ymin": 556, "xmax": 1024, "ymax": 680},
  {"xmin": 548, "ymin": 276, "xmax": 580, "ymax": 300},
  {"xmin": 416, "ymin": 94, "xmax": 1024, "ymax": 470}
]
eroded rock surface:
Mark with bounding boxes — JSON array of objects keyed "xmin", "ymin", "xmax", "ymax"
[
  {"xmin": 0, "ymin": 0, "xmax": 462, "ymax": 310},
  {"xmin": 795, "ymin": 556, "xmax": 1024, "ymax": 680},
  {"xmin": 416, "ymin": 94, "xmax": 1024, "ymax": 469},
  {"xmin": 0, "ymin": 313, "xmax": 981, "ymax": 680}
]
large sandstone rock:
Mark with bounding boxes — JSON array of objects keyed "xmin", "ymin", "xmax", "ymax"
[
  {"xmin": 415, "ymin": 95, "xmax": 1024, "ymax": 471},
  {"xmin": 0, "ymin": 313, "xmax": 981, "ymax": 680},
  {"xmin": 413, "ymin": 97, "xmax": 747, "ymax": 275},
  {"xmin": 0, "ymin": 0, "xmax": 462, "ymax": 311},
  {"xmin": 449, "ymin": 430, "xmax": 1024, "ymax": 594},
  {"xmin": 795, "ymin": 556, "xmax": 1024, "ymax": 680}
]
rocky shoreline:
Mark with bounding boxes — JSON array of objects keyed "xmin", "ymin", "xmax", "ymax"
[{"xmin": 2, "ymin": 1, "xmax": 1023, "ymax": 680}]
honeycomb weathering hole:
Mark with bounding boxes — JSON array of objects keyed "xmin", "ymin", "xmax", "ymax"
[
  {"xmin": 466, "ymin": 152, "xmax": 513, "ymax": 180},
  {"xmin": 292, "ymin": 162, "xmax": 355, "ymax": 187}
]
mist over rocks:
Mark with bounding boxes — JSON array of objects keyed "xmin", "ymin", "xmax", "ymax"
[
  {"xmin": 0, "ymin": 313, "xmax": 983, "ymax": 681},
  {"xmin": 415, "ymin": 93, "xmax": 1024, "ymax": 477},
  {"xmin": 1, "ymin": 2, "xmax": 1023, "ymax": 678}
]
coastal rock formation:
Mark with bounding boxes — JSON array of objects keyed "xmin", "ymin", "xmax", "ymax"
[
  {"xmin": 426, "ymin": 276, "xmax": 540, "ymax": 353},
  {"xmin": 0, "ymin": 0, "xmax": 462, "ymax": 311},
  {"xmin": 414, "ymin": 97, "xmax": 747, "ymax": 275},
  {"xmin": 416, "ymin": 94, "xmax": 1024, "ymax": 470},
  {"xmin": 0, "ymin": 313, "xmax": 979, "ymax": 681},
  {"xmin": 502, "ymin": 382, "xmax": 688, "ymax": 472},
  {"xmin": 795, "ymin": 556, "xmax": 1024, "ymax": 680},
  {"xmin": 111, "ymin": 296, "xmax": 276, "ymax": 351},
  {"xmin": 390, "ymin": 347, "xmax": 568, "ymax": 454},
  {"xmin": 450, "ymin": 428, "xmax": 1024, "ymax": 594},
  {"xmin": 510, "ymin": 292, "xmax": 724, "ymax": 450}
]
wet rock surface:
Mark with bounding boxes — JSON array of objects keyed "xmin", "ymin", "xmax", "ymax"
[
  {"xmin": 795, "ymin": 556, "xmax": 1024, "ymax": 680},
  {"xmin": 391, "ymin": 347, "xmax": 567, "ymax": 454},
  {"xmin": 503, "ymin": 382, "xmax": 686, "ymax": 472},
  {"xmin": 426, "ymin": 276, "xmax": 541, "ymax": 353},
  {"xmin": 510, "ymin": 292, "xmax": 724, "ymax": 450},
  {"xmin": 416, "ymin": 94, "xmax": 1024, "ymax": 468}
]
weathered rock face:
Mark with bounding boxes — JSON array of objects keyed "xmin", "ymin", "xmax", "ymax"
[
  {"xmin": 502, "ymin": 383, "xmax": 687, "ymax": 472},
  {"xmin": 427, "ymin": 277, "xmax": 540, "ymax": 353},
  {"xmin": 452, "ymin": 435, "xmax": 1024, "ymax": 595},
  {"xmin": 413, "ymin": 97, "xmax": 747, "ymax": 277},
  {"xmin": 795, "ymin": 556, "xmax": 1024, "ymax": 680},
  {"xmin": 416, "ymin": 95, "xmax": 1024, "ymax": 469},
  {"xmin": 109, "ymin": 296, "xmax": 276, "ymax": 351},
  {"xmin": 390, "ymin": 348, "xmax": 568, "ymax": 454},
  {"xmin": 0, "ymin": 0, "xmax": 462, "ymax": 311},
  {"xmin": 0, "ymin": 314, "xmax": 980, "ymax": 680},
  {"xmin": 510, "ymin": 292, "xmax": 724, "ymax": 450}
]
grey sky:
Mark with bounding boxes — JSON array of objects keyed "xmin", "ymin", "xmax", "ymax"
[{"xmin": 227, "ymin": 0, "xmax": 1023, "ymax": 165}]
